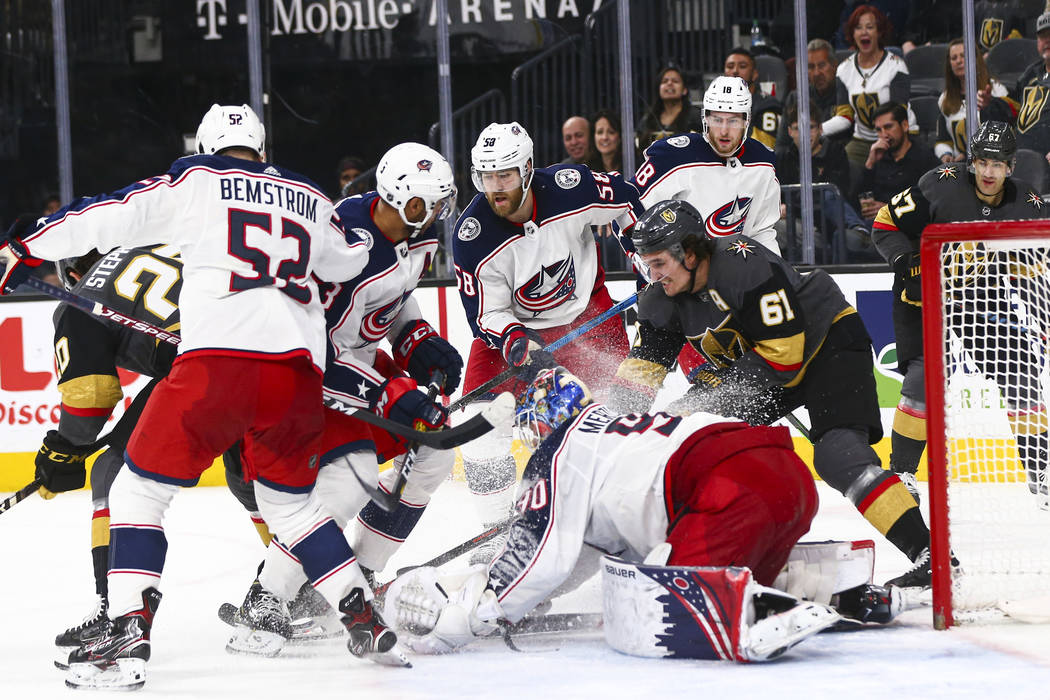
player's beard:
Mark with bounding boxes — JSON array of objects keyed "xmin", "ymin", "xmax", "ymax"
[{"xmin": 486, "ymin": 187, "xmax": 525, "ymax": 218}]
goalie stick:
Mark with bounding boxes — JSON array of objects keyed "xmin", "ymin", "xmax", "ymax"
[
  {"xmin": 23, "ymin": 277, "xmax": 495, "ymax": 450},
  {"xmin": 448, "ymin": 292, "xmax": 641, "ymax": 412}
]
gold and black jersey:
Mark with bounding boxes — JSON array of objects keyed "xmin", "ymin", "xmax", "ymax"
[
  {"xmin": 1012, "ymin": 63, "xmax": 1050, "ymax": 154},
  {"xmin": 53, "ymin": 245, "xmax": 182, "ymax": 440},
  {"xmin": 871, "ymin": 162, "xmax": 1049, "ymax": 266},
  {"xmin": 617, "ymin": 236, "xmax": 856, "ymax": 393}
]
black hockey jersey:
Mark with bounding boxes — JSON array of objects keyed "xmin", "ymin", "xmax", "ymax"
[
  {"xmin": 871, "ymin": 162, "xmax": 1049, "ymax": 265},
  {"xmin": 616, "ymin": 236, "xmax": 856, "ymax": 394},
  {"xmin": 53, "ymin": 246, "xmax": 181, "ymax": 443}
]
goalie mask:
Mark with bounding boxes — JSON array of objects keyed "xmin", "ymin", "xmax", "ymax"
[
  {"xmin": 702, "ymin": 76, "xmax": 752, "ymax": 157},
  {"xmin": 375, "ymin": 142, "xmax": 458, "ymax": 236},
  {"xmin": 195, "ymin": 104, "xmax": 266, "ymax": 159},
  {"xmin": 514, "ymin": 367, "xmax": 592, "ymax": 450},
  {"xmin": 471, "ymin": 122, "xmax": 534, "ymax": 196}
]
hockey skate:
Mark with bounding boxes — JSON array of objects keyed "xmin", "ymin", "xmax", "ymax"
[
  {"xmin": 54, "ymin": 595, "xmax": 109, "ymax": 670},
  {"xmin": 225, "ymin": 580, "xmax": 292, "ymax": 657},
  {"xmin": 339, "ymin": 587, "xmax": 411, "ymax": 667},
  {"xmin": 65, "ymin": 587, "xmax": 160, "ymax": 691},
  {"xmin": 884, "ymin": 547, "xmax": 961, "ymax": 594},
  {"xmin": 832, "ymin": 584, "xmax": 905, "ymax": 624},
  {"xmin": 287, "ymin": 581, "xmax": 344, "ymax": 641}
]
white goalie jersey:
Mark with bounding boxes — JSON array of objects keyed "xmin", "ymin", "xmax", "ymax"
[{"xmin": 488, "ymin": 404, "xmax": 728, "ymax": 622}]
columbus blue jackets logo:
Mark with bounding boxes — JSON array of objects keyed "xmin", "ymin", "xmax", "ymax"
[
  {"xmin": 554, "ymin": 169, "xmax": 582, "ymax": 189},
  {"xmin": 351, "ymin": 227, "xmax": 374, "ymax": 250},
  {"xmin": 706, "ymin": 196, "xmax": 752, "ymax": 236},
  {"xmin": 514, "ymin": 256, "xmax": 577, "ymax": 313},
  {"xmin": 360, "ymin": 292, "xmax": 410, "ymax": 342},
  {"xmin": 417, "ymin": 159, "xmax": 432, "ymax": 172},
  {"xmin": 458, "ymin": 216, "xmax": 481, "ymax": 241},
  {"xmin": 667, "ymin": 135, "xmax": 691, "ymax": 148}
]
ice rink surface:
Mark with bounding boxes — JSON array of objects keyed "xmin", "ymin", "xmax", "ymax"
[{"xmin": 3, "ymin": 478, "xmax": 1049, "ymax": 700}]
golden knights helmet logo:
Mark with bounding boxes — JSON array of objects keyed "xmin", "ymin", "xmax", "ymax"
[
  {"xmin": 1017, "ymin": 86, "xmax": 1050, "ymax": 134},
  {"xmin": 980, "ymin": 18, "xmax": 1003, "ymax": 51},
  {"xmin": 852, "ymin": 92, "xmax": 880, "ymax": 129}
]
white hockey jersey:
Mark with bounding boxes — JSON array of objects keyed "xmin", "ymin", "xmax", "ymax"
[
  {"xmin": 487, "ymin": 403, "xmax": 731, "ymax": 622},
  {"xmin": 630, "ymin": 133, "xmax": 781, "ymax": 253},
  {"xmin": 827, "ymin": 51, "xmax": 912, "ymax": 141},
  {"xmin": 321, "ymin": 192, "xmax": 437, "ymax": 409},
  {"xmin": 934, "ymin": 80, "xmax": 1010, "ymax": 160},
  {"xmin": 22, "ymin": 155, "xmax": 368, "ymax": 370},
  {"xmin": 452, "ymin": 165, "xmax": 643, "ymax": 347}
]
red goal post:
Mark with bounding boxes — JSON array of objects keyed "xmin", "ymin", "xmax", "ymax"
[{"xmin": 921, "ymin": 220, "xmax": 1050, "ymax": 630}]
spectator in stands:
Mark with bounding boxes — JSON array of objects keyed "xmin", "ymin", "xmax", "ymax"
[
  {"xmin": 777, "ymin": 105, "xmax": 873, "ymax": 261},
  {"xmin": 825, "ymin": 5, "xmax": 912, "ymax": 167},
  {"xmin": 1012, "ymin": 12, "xmax": 1050, "ymax": 161},
  {"xmin": 975, "ymin": 0, "xmax": 1027, "ymax": 55},
  {"xmin": 935, "ymin": 37, "xmax": 1014, "ymax": 162},
  {"xmin": 561, "ymin": 115, "xmax": 593, "ymax": 165},
  {"xmin": 778, "ymin": 39, "xmax": 844, "ymax": 148},
  {"xmin": 336, "ymin": 155, "xmax": 369, "ymax": 198},
  {"xmin": 724, "ymin": 47, "xmax": 781, "ymax": 149},
  {"xmin": 636, "ymin": 65, "xmax": 702, "ymax": 149},
  {"xmin": 833, "ymin": 1, "xmax": 911, "ymax": 49},
  {"xmin": 900, "ymin": 0, "xmax": 963, "ymax": 52},
  {"xmin": 858, "ymin": 102, "xmax": 939, "ymax": 225},
  {"xmin": 585, "ymin": 109, "xmax": 626, "ymax": 174},
  {"xmin": 42, "ymin": 194, "xmax": 61, "ymax": 216}
]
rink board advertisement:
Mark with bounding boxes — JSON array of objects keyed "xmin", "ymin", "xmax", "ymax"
[{"xmin": 0, "ymin": 273, "xmax": 907, "ymax": 490}]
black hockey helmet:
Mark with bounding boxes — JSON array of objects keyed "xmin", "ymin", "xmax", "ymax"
[
  {"xmin": 968, "ymin": 121, "xmax": 1016, "ymax": 171},
  {"xmin": 58, "ymin": 250, "xmax": 103, "ymax": 291},
  {"xmin": 631, "ymin": 199, "xmax": 706, "ymax": 261}
]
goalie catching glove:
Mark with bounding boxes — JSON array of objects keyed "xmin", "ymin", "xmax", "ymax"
[
  {"xmin": 893, "ymin": 252, "xmax": 921, "ymax": 306},
  {"xmin": 35, "ymin": 430, "xmax": 92, "ymax": 498},
  {"xmin": 392, "ymin": 319, "xmax": 463, "ymax": 395},
  {"xmin": 383, "ymin": 565, "xmax": 502, "ymax": 654}
]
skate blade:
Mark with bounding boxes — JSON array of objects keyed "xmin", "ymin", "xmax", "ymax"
[
  {"xmin": 226, "ymin": 624, "xmax": 287, "ymax": 657},
  {"xmin": 366, "ymin": 645, "xmax": 412, "ymax": 668},
  {"xmin": 66, "ymin": 658, "xmax": 145, "ymax": 691},
  {"xmin": 289, "ymin": 616, "xmax": 345, "ymax": 643},
  {"xmin": 54, "ymin": 645, "xmax": 77, "ymax": 670}
]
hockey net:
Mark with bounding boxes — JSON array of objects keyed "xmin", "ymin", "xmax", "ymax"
[{"xmin": 922, "ymin": 221, "xmax": 1050, "ymax": 628}]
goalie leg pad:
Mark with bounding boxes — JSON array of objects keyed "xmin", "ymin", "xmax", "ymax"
[
  {"xmin": 600, "ymin": 556, "xmax": 839, "ymax": 662},
  {"xmin": 772, "ymin": 540, "xmax": 875, "ymax": 605}
]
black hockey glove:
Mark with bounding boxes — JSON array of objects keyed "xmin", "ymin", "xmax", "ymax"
[
  {"xmin": 392, "ymin": 319, "xmax": 463, "ymax": 396},
  {"xmin": 893, "ymin": 252, "xmax": 922, "ymax": 306},
  {"xmin": 34, "ymin": 430, "xmax": 91, "ymax": 497},
  {"xmin": 500, "ymin": 325, "xmax": 555, "ymax": 380}
]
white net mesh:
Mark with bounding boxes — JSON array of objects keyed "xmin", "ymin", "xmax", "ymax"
[{"xmin": 937, "ymin": 238, "xmax": 1050, "ymax": 622}]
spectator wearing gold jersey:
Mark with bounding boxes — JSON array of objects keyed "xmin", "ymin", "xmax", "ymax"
[{"xmin": 935, "ymin": 37, "xmax": 1014, "ymax": 163}]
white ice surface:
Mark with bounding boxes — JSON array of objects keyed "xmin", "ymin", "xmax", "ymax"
[{"xmin": 3, "ymin": 479, "xmax": 1050, "ymax": 699}]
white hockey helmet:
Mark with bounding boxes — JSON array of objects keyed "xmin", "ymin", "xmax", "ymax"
[
  {"xmin": 375, "ymin": 142, "xmax": 458, "ymax": 235},
  {"xmin": 702, "ymin": 76, "xmax": 752, "ymax": 149},
  {"xmin": 195, "ymin": 104, "xmax": 266, "ymax": 159},
  {"xmin": 470, "ymin": 122, "xmax": 534, "ymax": 194}
]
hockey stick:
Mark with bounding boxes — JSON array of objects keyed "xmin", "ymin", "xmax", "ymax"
[
  {"xmin": 24, "ymin": 276, "xmax": 496, "ymax": 449},
  {"xmin": 0, "ymin": 480, "xmax": 42, "ymax": 515},
  {"xmin": 376, "ymin": 370, "xmax": 445, "ymax": 513},
  {"xmin": 339, "ymin": 370, "xmax": 445, "ymax": 514},
  {"xmin": 373, "ymin": 522, "xmax": 511, "ymax": 598},
  {"xmin": 20, "ymin": 276, "xmax": 180, "ymax": 345},
  {"xmin": 448, "ymin": 292, "xmax": 641, "ymax": 412},
  {"xmin": 784, "ymin": 412, "xmax": 812, "ymax": 441}
]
